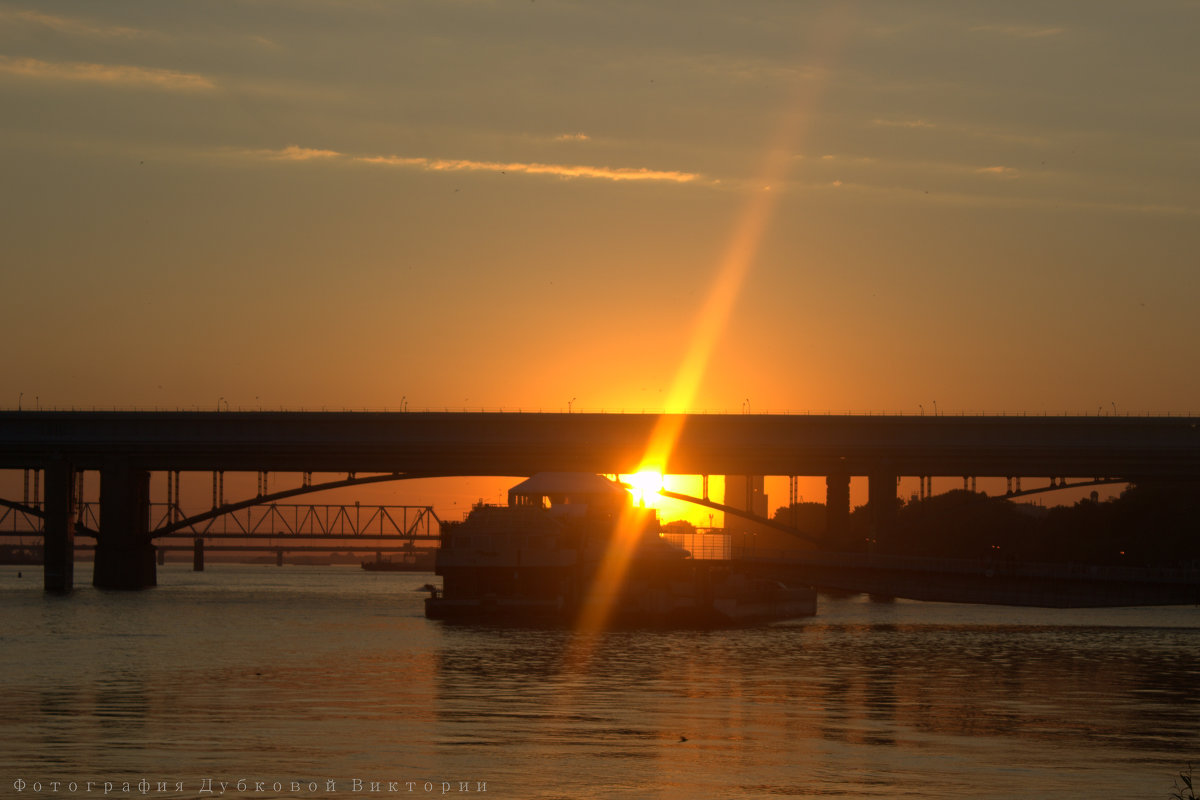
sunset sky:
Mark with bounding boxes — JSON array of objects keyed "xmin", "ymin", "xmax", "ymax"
[
  {"xmin": 3, "ymin": 2, "xmax": 1199, "ymax": 517},
  {"xmin": 4, "ymin": 0, "xmax": 1199, "ymax": 414}
]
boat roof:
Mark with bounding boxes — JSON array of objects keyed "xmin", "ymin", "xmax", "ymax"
[{"xmin": 508, "ymin": 472, "xmax": 627, "ymax": 499}]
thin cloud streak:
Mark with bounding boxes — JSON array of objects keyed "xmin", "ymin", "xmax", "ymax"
[
  {"xmin": 267, "ymin": 145, "xmax": 341, "ymax": 161},
  {"xmin": 823, "ymin": 179, "xmax": 1200, "ymax": 218},
  {"xmin": 232, "ymin": 146, "xmax": 700, "ymax": 184},
  {"xmin": 977, "ymin": 165, "xmax": 1019, "ymax": 177},
  {"xmin": 869, "ymin": 117, "xmax": 1048, "ymax": 148},
  {"xmin": 0, "ymin": 56, "xmax": 214, "ymax": 90},
  {"xmin": 871, "ymin": 118, "xmax": 936, "ymax": 129},
  {"xmin": 0, "ymin": 8, "xmax": 150, "ymax": 39},
  {"xmin": 357, "ymin": 154, "xmax": 698, "ymax": 183},
  {"xmin": 970, "ymin": 24, "xmax": 1066, "ymax": 39}
]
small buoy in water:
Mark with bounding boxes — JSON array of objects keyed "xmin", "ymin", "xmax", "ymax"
[
  {"xmin": 679, "ymin": 736, "xmax": 688, "ymax": 743},
  {"xmin": 16, "ymin": 571, "xmax": 21, "ymax": 578}
]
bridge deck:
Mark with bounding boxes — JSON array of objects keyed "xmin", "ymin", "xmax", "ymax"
[{"xmin": 3, "ymin": 411, "xmax": 1199, "ymax": 478}]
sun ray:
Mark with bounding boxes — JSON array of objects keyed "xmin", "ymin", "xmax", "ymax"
[{"xmin": 568, "ymin": 11, "xmax": 853, "ymax": 643}]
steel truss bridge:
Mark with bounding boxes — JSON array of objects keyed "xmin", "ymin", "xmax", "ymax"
[
  {"xmin": 1, "ymin": 470, "xmax": 442, "ymax": 570},
  {"xmin": 2, "ymin": 471, "xmax": 440, "ymax": 537},
  {"xmin": 2, "ymin": 502, "xmax": 438, "ymax": 571},
  {"xmin": 145, "ymin": 501, "xmax": 439, "ymax": 540}
]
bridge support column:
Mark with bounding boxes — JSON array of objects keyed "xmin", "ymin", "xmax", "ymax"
[
  {"xmin": 43, "ymin": 461, "xmax": 76, "ymax": 593},
  {"xmin": 276, "ymin": 549, "xmax": 284, "ymax": 567},
  {"xmin": 94, "ymin": 465, "xmax": 156, "ymax": 590},
  {"xmin": 868, "ymin": 473, "xmax": 897, "ymax": 548},
  {"xmin": 825, "ymin": 472, "xmax": 850, "ymax": 547},
  {"xmin": 193, "ymin": 537, "xmax": 204, "ymax": 571},
  {"xmin": 723, "ymin": 475, "xmax": 767, "ymax": 534},
  {"xmin": 788, "ymin": 476, "xmax": 798, "ymax": 526}
]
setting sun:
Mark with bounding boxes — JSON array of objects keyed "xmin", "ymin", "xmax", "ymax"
[{"xmin": 623, "ymin": 469, "xmax": 664, "ymax": 507}]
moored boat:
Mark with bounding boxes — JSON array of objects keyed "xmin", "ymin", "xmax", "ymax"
[
  {"xmin": 424, "ymin": 472, "xmax": 816, "ymax": 626},
  {"xmin": 362, "ymin": 551, "xmax": 434, "ymax": 571}
]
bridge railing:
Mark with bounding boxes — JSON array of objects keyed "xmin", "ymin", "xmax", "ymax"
[
  {"xmin": 4, "ymin": 406, "xmax": 1196, "ymax": 415},
  {"xmin": 662, "ymin": 531, "xmax": 731, "ymax": 560}
]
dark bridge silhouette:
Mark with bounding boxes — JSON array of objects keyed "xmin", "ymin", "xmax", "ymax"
[{"xmin": 2, "ymin": 410, "xmax": 1198, "ymax": 593}]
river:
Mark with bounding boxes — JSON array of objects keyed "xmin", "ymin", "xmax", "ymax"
[{"xmin": 2, "ymin": 564, "xmax": 1198, "ymax": 799}]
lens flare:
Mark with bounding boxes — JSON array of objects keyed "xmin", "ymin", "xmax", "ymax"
[
  {"xmin": 623, "ymin": 469, "xmax": 665, "ymax": 506},
  {"xmin": 569, "ymin": 7, "xmax": 853, "ymax": 643}
]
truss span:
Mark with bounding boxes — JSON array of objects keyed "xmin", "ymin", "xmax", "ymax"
[
  {"xmin": 2, "ymin": 471, "xmax": 453, "ymax": 541},
  {"xmin": 152, "ymin": 502, "xmax": 439, "ymax": 540},
  {"xmin": 149, "ymin": 471, "xmax": 449, "ymax": 540}
]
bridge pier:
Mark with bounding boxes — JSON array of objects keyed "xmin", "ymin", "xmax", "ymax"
[
  {"xmin": 723, "ymin": 475, "xmax": 768, "ymax": 536},
  {"xmin": 93, "ymin": 465, "xmax": 156, "ymax": 590},
  {"xmin": 824, "ymin": 472, "xmax": 850, "ymax": 546},
  {"xmin": 868, "ymin": 473, "xmax": 897, "ymax": 547},
  {"xmin": 724, "ymin": 475, "xmax": 765, "ymax": 515},
  {"xmin": 43, "ymin": 461, "xmax": 76, "ymax": 593},
  {"xmin": 193, "ymin": 537, "xmax": 204, "ymax": 571}
]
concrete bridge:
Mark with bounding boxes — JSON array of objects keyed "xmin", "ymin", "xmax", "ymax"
[{"xmin": 2, "ymin": 410, "xmax": 1198, "ymax": 592}]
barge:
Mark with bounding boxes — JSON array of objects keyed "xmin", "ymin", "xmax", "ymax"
[{"xmin": 424, "ymin": 473, "xmax": 816, "ymax": 627}]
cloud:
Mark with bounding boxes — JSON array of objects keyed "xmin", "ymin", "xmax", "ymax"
[
  {"xmin": 816, "ymin": 154, "xmax": 877, "ymax": 165},
  {"xmin": 245, "ymin": 34, "xmax": 281, "ymax": 50},
  {"xmin": 0, "ymin": 56, "xmax": 214, "ymax": 90},
  {"xmin": 976, "ymin": 165, "xmax": 1019, "ymax": 177},
  {"xmin": 0, "ymin": 8, "xmax": 150, "ymax": 38},
  {"xmin": 357, "ymin": 154, "xmax": 699, "ymax": 184},
  {"xmin": 871, "ymin": 118, "xmax": 936, "ymax": 129},
  {"xmin": 228, "ymin": 145, "xmax": 698, "ymax": 184},
  {"xmin": 683, "ymin": 53, "xmax": 827, "ymax": 85},
  {"xmin": 263, "ymin": 145, "xmax": 342, "ymax": 161},
  {"xmin": 830, "ymin": 180, "xmax": 1200, "ymax": 218},
  {"xmin": 554, "ymin": 133, "xmax": 590, "ymax": 142},
  {"xmin": 970, "ymin": 24, "xmax": 1066, "ymax": 39},
  {"xmin": 869, "ymin": 117, "xmax": 1047, "ymax": 148}
]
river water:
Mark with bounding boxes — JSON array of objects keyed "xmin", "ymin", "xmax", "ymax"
[{"xmin": 2, "ymin": 564, "xmax": 1198, "ymax": 799}]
